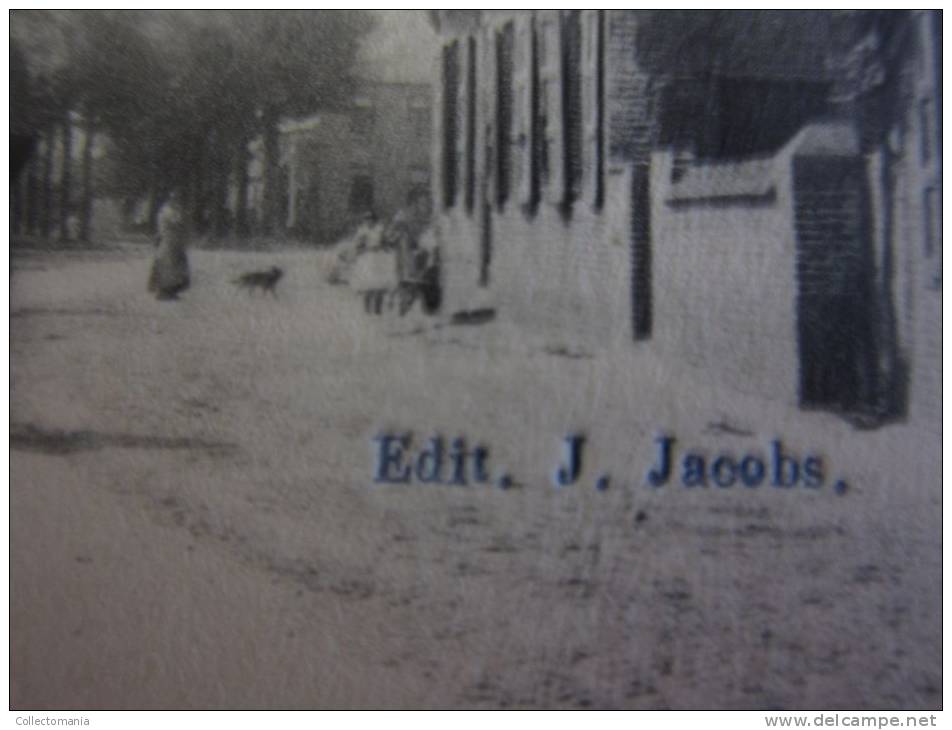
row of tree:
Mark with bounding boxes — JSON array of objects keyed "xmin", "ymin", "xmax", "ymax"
[{"xmin": 11, "ymin": 10, "xmax": 375, "ymax": 241}]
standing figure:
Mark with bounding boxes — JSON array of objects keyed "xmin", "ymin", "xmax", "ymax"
[
  {"xmin": 387, "ymin": 190, "xmax": 432, "ymax": 284},
  {"xmin": 148, "ymin": 191, "xmax": 191, "ymax": 301},
  {"xmin": 384, "ymin": 191, "xmax": 437, "ymax": 316}
]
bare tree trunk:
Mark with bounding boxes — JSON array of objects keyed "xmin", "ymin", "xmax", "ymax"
[
  {"xmin": 235, "ymin": 137, "xmax": 251, "ymax": 238},
  {"xmin": 147, "ymin": 184, "xmax": 161, "ymax": 238},
  {"xmin": 207, "ymin": 132, "xmax": 229, "ymax": 239},
  {"xmin": 59, "ymin": 112, "xmax": 73, "ymax": 242},
  {"xmin": 25, "ymin": 149, "xmax": 38, "ymax": 235},
  {"xmin": 11, "ymin": 168, "xmax": 24, "ymax": 236},
  {"xmin": 216, "ymin": 154, "xmax": 230, "ymax": 239},
  {"xmin": 79, "ymin": 120, "xmax": 95, "ymax": 242},
  {"xmin": 40, "ymin": 126, "xmax": 54, "ymax": 238},
  {"xmin": 208, "ymin": 159, "xmax": 226, "ymax": 239},
  {"xmin": 143, "ymin": 156, "xmax": 162, "ymax": 238},
  {"xmin": 189, "ymin": 152, "xmax": 205, "ymax": 235}
]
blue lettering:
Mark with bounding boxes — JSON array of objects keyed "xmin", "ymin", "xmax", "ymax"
[{"xmin": 374, "ymin": 433, "xmax": 412, "ymax": 483}]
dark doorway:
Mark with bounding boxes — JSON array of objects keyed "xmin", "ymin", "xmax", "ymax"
[
  {"xmin": 349, "ymin": 175, "xmax": 375, "ymax": 216},
  {"xmin": 793, "ymin": 157, "xmax": 877, "ymax": 412}
]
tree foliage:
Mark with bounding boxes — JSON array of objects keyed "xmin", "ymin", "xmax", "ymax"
[{"xmin": 11, "ymin": 9, "xmax": 375, "ymax": 239}]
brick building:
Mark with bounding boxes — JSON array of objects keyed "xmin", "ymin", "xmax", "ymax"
[
  {"xmin": 246, "ymin": 80, "xmax": 432, "ymax": 243},
  {"xmin": 429, "ymin": 10, "xmax": 940, "ymax": 426}
]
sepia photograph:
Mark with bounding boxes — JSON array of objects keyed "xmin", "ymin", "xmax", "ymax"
[{"xmin": 8, "ymin": 9, "xmax": 943, "ymax": 711}]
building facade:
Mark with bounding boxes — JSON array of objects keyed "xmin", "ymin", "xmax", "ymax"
[
  {"xmin": 255, "ymin": 80, "xmax": 432, "ymax": 243},
  {"xmin": 429, "ymin": 10, "xmax": 940, "ymax": 427},
  {"xmin": 890, "ymin": 11, "xmax": 942, "ymax": 425}
]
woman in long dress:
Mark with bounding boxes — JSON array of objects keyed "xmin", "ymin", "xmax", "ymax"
[{"xmin": 148, "ymin": 192, "xmax": 190, "ymax": 300}]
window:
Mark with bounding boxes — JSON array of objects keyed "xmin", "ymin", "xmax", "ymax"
[
  {"xmin": 560, "ymin": 10, "xmax": 583, "ymax": 209},
  {"xmin": 442, "ymin": 41, "xmax": 460, "ymax": 208},
  {"xmin": 537, "ymin": 19, "xmax": 550, "ymax": 66},
  {"xmin": 580, "ymin": 10, "xmax": 606, "ymax": 209},
  {"xmin": 528, "ymin": 19, "xmax": 542, "ymax": 213},
  {"xmin": 495, "ymin": 22, "xmax": 514, "ymax": 209},
  {"xmin": 539, "ymin": 79, "xmax": 553, "ymax": 188},
  {"xmin": 533, "ymin": 17, "xmax": 561, "ymax": 206},
  {"xmin": 465, "ymin": 35, "xmax": 477, "ymax": 213},
  {"xmin": 349, "ymin": 174, "xmax": 374, "ymax": 214},
  {"xmin": 593, "ymin": 10, "xmax": 605, "ymax": 209}
]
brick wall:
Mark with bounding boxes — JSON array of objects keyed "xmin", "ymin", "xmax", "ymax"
[
  {"xmin": 605, "ymin": 12, "xmax": 655, "ymax": 165},
  {"xmin": 431, "ymin": 10, "xmax": 937, "ymax": 428}
]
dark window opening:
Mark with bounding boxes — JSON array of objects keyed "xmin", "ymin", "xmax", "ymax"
[
  {"xmin": 560, "ymin": 10, "xmax": 583, "ymax": 210},
  {"xmin": 528, "ymin": 19, "xmax": 542, "ymax": 214},
  {"xmin": 465, "ymin": 36, "xmax": 477, "ymax": 214},
  {"xmin": 593, "ymin": 10, "xmax": 606, "ymax": 210},
  {"xmin": 349, "ymin": 175, "xmax": 374, "ymax": 215},
  {"xmin": 496, "ymin": 22, "xmax": 514, "ymax": 210},
  {"xmin": 442, "ymin": 41, "xmax": 460, "ymax": 209},
  {"xmin": 539, "ymin": 79, "xmax": 552, "ymax": 188}
]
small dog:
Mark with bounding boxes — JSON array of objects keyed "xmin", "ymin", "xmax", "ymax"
[{"xmin": 233, "ymin": 266, "xmax": 284, "ymax": 297}]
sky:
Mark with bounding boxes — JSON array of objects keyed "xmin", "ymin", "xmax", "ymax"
[
  {"xmin": 356, "ymin": 10, "xmax": 438, "ymax": 84},
  {"xmin": 12, "ymin": 10, "xmax": 439, "ymax": 87}
]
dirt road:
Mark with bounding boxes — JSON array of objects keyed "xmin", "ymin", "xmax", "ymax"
[{"xmin": 11, "ymin": 244, "xmax": 941, "ymax": 709}]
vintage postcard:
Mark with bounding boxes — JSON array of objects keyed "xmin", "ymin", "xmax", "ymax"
[{"xmin": 9, "ymin": 10, "xmax": 942, "ymax": 711}]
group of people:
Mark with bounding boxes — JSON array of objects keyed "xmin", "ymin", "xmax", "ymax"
[
  {"xmin": 333, "ymin": 191, "xmax": 441, "ymax": 317},
  {"xmin": 145, "ymin": 188, "xmax": 442, "ymax": 317}
]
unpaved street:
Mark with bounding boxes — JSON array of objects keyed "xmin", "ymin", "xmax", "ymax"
[{"xmin": 11, "ymin": 243, "xmax": 941, "ymax": 709}]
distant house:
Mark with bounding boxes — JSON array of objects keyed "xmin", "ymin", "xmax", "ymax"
[
  {"xmin": 244, "ymin": 80, "xmax": 432, "ymax": 244},
  {"xmin": 429, "ymin": 10, "xmax": 940, "ymax": 426}
]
